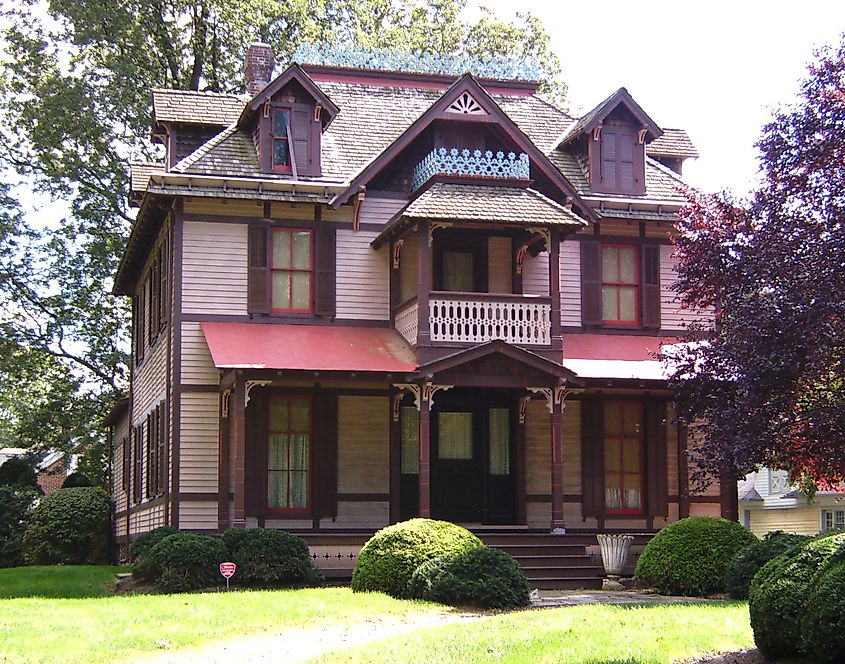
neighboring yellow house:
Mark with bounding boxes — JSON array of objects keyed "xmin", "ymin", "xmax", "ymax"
[{"xmin": 739, "ymin": 468, "xmax": 845, "ymax": 537}]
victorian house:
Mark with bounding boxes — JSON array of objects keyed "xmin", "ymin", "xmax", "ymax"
[{"xmin": 110, "ymin": 44, "xmax": 729, "ymax": 585}]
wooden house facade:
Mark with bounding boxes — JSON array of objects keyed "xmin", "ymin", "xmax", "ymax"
[{"xmin": 110, "ymin": 44, "xmax": 732, "ymax": 573}]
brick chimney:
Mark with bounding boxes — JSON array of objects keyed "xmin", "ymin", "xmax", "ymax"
[{"xmin": 244, "ymin": 43, "xmax": 275, "ymax": 97}]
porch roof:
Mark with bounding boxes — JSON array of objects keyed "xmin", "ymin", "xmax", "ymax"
[
  {"xmin": 562, "ymin": 333, "xmax": 674, "ymax": 381},
  {"xmin": 200, "ymin": 322, "xmax": 417, "ymax": 373}
]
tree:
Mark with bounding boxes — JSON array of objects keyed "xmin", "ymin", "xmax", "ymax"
[
  {"xmin": 667, "ymin": 34, "xmax": 845, "ymax": 488},
  {"xmin": 0, "ymin": 1, "xmax": 567, "ymax": 479}
]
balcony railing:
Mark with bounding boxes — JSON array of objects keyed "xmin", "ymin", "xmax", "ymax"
[
  {"xmin": 394, "ymin": 293, "xmax": 552, "ymax": 346},
  {"xmin": 411, "ymin": 148, "xmax": 530, "ymax": 191}
]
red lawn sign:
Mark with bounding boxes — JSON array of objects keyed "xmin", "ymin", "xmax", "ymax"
[{"xmin": 220, "ymin": 562, "xmax": 236, "ymax": 589}]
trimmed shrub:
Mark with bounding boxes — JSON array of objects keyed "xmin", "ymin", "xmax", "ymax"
[
  {"xmin": 749, "ymin": 531, "xmax": 845, "ymax": 658},
  {"xmin": 351, "ymin": 518, "xmax": 483, "ymax": 598},
  {"xmin": 634, "ymin": 516, "xmax": 758, "ymax": 596},
  {"xmin": 22, "ymin": 487, "xmax": 111, "ymax": 565},
  {"xmin": 222, "ymin": 528, "xmax": 321, "ymax": 585},
  {"xmin": 130, "ymin": 526, "xmax": 181, "ymax": 581},
  {"xmin": 0, "ymin": 486, "xmax": 38, "ymax": 568},
  {"xmin": 726, "ymin": 530, "xmax": 811, "ymax": 599},
  {"xmin": 0, "ymin": 457, "xmax": 39, "ymax": 490},
  {"xmin": 408, "ymin": 546, "xmax": 529, "ymax": 610},
  {"xmin": 800, "ymin": 560, "xmax": 845, "ymax": 663},
  {"xmin": 61, "ymin": 473, "xmax": 93, "ymax": 489},
  {"xmin": 146, "ymin": 533, "xmax": 228, "ymax": 593}
]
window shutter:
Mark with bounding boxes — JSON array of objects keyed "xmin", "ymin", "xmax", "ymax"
[
  {"xmin": 312, "ymin": 393, "xmax": 338, "ymax": 518},
  {"xmin": 580, "ymin": 241, "xmax": 602, "ymax": 326},
  {"xmin": 645, "ymin": 401, "xmax": 669, "ymax": 518},
  {"xmin": 314, "ymin": 226, "xmax": 336, "ymax": 317},
  {"xmin": 133, "ymin": 426, "xmax": 142, "ymax": 503},
  {"xmin": 248, "ymin": 226, "xmax": 270, "ymax": 314},
  {"xmin": 145, "ymin": 413, "xmax": 152, "ymax": 499},
  {"xmin": 122, "ymin": 436, "xmax": 130, "ymax": 493},
  {"xmin": 159, "ymin": 243, "xmax": 168, "ymax": 330},
  {"xmin": 618, "ymin": 131, "xmax": 635, "ymax": 193},
  {"xmin": 641, "ymin": 244, "xmax": 661, "ymax": 329},
  {"xmin": 581, "ymin": 399, "xmax": 604, "ymax": 517},
  {"xmin": 601, "ymin": 132, "xmax": 617, "ymax": 190},
  {"xmin": 291, "ymin": 109, "xmax": 313, "ymax": 175},
  {"xmin": 245, "ymin": 390, "xmax": 267, "ymax": 516}
]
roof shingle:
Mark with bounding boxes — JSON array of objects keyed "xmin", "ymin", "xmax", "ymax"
[
  {"xmin": 646, "ymin": 128, "xmax": 699, "ymax": 159},
  {"xmin": 152, "ymin": 89, "xmax": 248, "ymax": 126}
]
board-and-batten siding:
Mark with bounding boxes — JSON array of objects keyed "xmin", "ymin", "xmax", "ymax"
[
  {"xmin": 359, "ymin": 195, "xmax": 406, "ymax": 228},
  {"xmin": 336, "ymin": 230, "xmax": 390, "ymax": 320},
  {"xmin": 182, "ymin": 221, "xmax": 248, "ymax": 316},
  {"xmin": 488, "ymin": 236, "xmax": 512, "ymax": 293},
  {"xmin": 181, "ymin": 321, "xmax": 218, "ymax": 385},
  {"xmin": 179, "ymin": 391, "xmax": 219, "ymax": 496},
  {"xmin": 660, "ymin": 245, "xmax": 714, "ymax": 329},
  {"xmin": 521, "ymin": 242, "xmax": 581, "ymax": 327}
]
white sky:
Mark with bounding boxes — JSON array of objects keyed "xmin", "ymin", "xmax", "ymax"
[{"xmin": 479, "ymin": 0, "xmax": 845, "ymax": 195}]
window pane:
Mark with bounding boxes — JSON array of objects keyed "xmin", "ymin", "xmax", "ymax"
[
  {"xmin": 268, "ymin": 471, "xmax": 288, "ymax": 508},
  {"xmin": 290, "ymin": 472, "xmax": 308, "ymax": 508},
  {"xmin": 269, "ymin": 434, "xmax": 289, "ymax": 470},
  {"xmin": 604, "ymin": 438, "xmax": 621, "ymax": 472},
  {"xmin": 619, "ymin": 286, "xmax": 637, "ymax": 321},
  {"xmin": 619, "ymin": 248, "xmax": 637, "ymax": 283},
  {"xmin": 273, "ymin": 109, "xmax": 290, "ymax": 136},
  {"xmin": 290, "ymin": 400, "xmax": 309, "ymax": 432},
  {"xmin": 623, "ymin": 485, "xmax": 641, "ymax": 510},
  {"xmin": 605, "ymin": 482, "xmax": 622, "ymax": 510},
  {"xmin": 401, "ymin": 407, "xmax": 419, "ymax": 474},
  {"xmin": 601, "ymin": 286, "xmax": 618, "ymax": 321},
  {"xmin": 623, "ymin": 441, "xmax": 641, "ymax": 472},
  {"xmin": 623, "ymin": 406, "xmax": 640, "ymax": 436},
  {"xmin": 602, "ymin": 247, "xmax": 619, "ymax": 282},
  {"xmin": 438, "ymin": 412, "xmax": 473, "ymax": 459},
  {"xmin": 489, "ymin": 408, "xmax": 510, "ymax": 475},
  {"xmin": 442, "ymin": 252, "xmax": 475, "ymax": 292},
  {"xmin": 273, "ymin": 139, "xmax": 290, "ymax": 167},
  {"xmin": 269, "ymin": 400, "xmax": 289, "ymax": 431},
  {"xmin": 291, "ymin": 232, "xmax": 311, "ymax": 269},
  {"xmin": 272, "ymin": 272, "xmax": 292, "ymax": 309},
  {"xmin": 837, "ymin": 510, "xmax": 845, "ymax": 530},
  {"xmin": 604, "ymin": 405, "xmax": 622, "ymax": 435},
  {"xmin": 290, "ymin": 434, "xmax": 309, "ymax": 470},
  {"xmin": 272, "ymin": 230, "xmax": 291, "ymax": 268},
  {"xmin": 291, "ymin": 272, "xmax": 310, "ymax": 310}
]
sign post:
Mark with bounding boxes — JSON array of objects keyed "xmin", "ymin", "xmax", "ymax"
[{"xmin": 219, "ymin": 562, "xmax": 236, "ymax": 590}]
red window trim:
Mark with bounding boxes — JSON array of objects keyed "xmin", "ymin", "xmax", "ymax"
[
  {"xmin": 601, "ymin": 243, "xmax": 639, "ymax": 326},
  {"xmin": 266, "ymin": 394, "xmax": 312, "ymax": 515},
  {"xmin": 270, "ymin": 106, "xmax": 293, "ymax": 174},
  {"xmin": 270, "ymin": 227, "xmax": 314, "ymax": 314},
  {"xmin": 603, "ymin": 401, "xmax": 645, "ymax": 516}
]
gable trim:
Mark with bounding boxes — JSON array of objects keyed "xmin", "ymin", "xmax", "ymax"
[
  {"xmin": 558, "ymin": 87, "xmax": 663, "ymax": 149},
  {"xmin": 239, "ymin": 63, "xmax": 339, "ymax": 127}
]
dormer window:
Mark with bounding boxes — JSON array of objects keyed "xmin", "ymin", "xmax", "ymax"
[
  {"xmin": 592, "ymin": 122, "xmax": 645, "ymax": 195},
  {"xmin": 271, "ymin": 107, "xmax": 293, "ymax": 173}
]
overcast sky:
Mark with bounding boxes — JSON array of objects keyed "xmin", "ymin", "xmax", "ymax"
[{"xmin": 479, "ymin": 0, "xmax": 845, "ymax": 195}]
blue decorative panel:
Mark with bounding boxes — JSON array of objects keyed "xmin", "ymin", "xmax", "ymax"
[
  {"xmin": 292, "ymin": 43, "xmax": 542, "ymax": 82},
  {"xmin": 411, "ymin": 148, "xmax": 530, "ymax": 191}
]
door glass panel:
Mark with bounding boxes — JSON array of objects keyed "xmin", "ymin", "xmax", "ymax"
[
  {"xmin": 442, "ymin": 252, "xmax": 475, "ymax": 292},
  {"xmin": 489, "ymin": 408, "xmax": 510, "ymax": 475},
  {"xmin": 438, "ymin": 412, "xmax": 473, "ymax": 459},
  {"xmin": 400, "ymin": 406, "xmax": 419, "ymax": 473}
]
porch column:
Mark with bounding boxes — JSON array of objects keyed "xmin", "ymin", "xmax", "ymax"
[
  {"xmin": 548, "ymin": 227, "xmax": 563, "ymax": 352},
  {"xmin": 550, "ymin": 397, "xmax": 565, "ymax": 532},
  {"xmin": 417, "ymin": 221, "xmax": 431, "ymax": 347},
  {"xmin": 419, "ymin": 391, "xmax": 431, "ymax": 518},
  {"xmin": 232, "ymin": 377, "xmax": 247, "ymax": 528},
  {"xmin": 218, "ymin": 387, "xmax": 232, "ymax": 532},
  {"xmin": 389, "ymin": 391, "xmax": 401, "ymax": 524}
]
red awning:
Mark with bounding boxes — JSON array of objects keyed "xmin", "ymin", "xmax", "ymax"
[{"xmin": 200, "ymin": 322, "xmax": 418, "ymax": 373}]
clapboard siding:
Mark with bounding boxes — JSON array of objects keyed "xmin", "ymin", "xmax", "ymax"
[
  {"xmin": 488, "ymin": 236, "xmax": 512, "ymax": 293},
  {"xmin": 360, "ymin": 195, "xmax": 406, "ymax": 227},
  {"xmin": 525, "ymin": 400, "xmax": 551, "ymax": 494},
  {"xmin": 337, "ymin": 396, "xmax": 389, "ymax": 493},
  {"xmin": 181, "ymin": 321, "xmax": 218, "ymax": 385},
  {"xmin": 560, "ymin": 241, "xmax": 581, "ymax": 327},
  {"xmin": 522, "ymin": 251, "xmax": 549, "ymax": 297},
  {"xmin": 179, "ymin": 392, "xmax": 219, "ymax": 493},
  {"xmin": 182, "ymin": 221, "xmax": 248, "ymax": 316},
  {"xmin": 128, "ymin": 503, "xmax": 165, "ymax": 536},
  {"xmin": 133, "ymin": 337, "xmax": 168, "ymax": 420},
  {"xmin": 399, "ymin": 231, "xmax": 420, "ymax": 303},
  {"xmin": 184, "ymin": 198, "xmax": 263, "ymax": 217},
  {"xmin": 179, "ymin": 501, "xmax": 218, "ymax": 530},
  {"xmin": 661, "ymin": 245, "xmax": 714, "ymax": 329},
  {"xmin": 336, "ymin": 230, "xmax": 390, "ymax": 320},
  {"xmin": 562, "ymin": 400, "xmax": 581, "ymax": 496},
  {"xmin": 749, "ymin": 507, "xmax": 821, "ymax": 538},
  {"xmin": 666, "ymin": 404, "xmax": 679, "ymax": 497}
]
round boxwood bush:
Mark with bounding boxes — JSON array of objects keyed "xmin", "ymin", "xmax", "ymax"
[
  {"xmin": 22, "ymin": 487, "xmax": 111, "ymax": 565},
  {"xmin": 749, "ymin": 532, "xmax": 845, "ymax": 658},
  {"xmin": 146, "ymin": 533, "xmax": 228, "ymax": 593},
  {"xmin": 130, "ymin": 526, "xmax": 181, "ymax": 581},
  {"xmin": 61, "ymin": 472, "xmax": 93, "ymax": 489},
  {"xmin": 351, "ymin": 518, "xmax": 483, "ymax": 598},
  {"xmin": 0, "ymin": 486, "xmax": 38, "ymax": 568},
  {"xmin": 800, "ymin": 559, "xmax": 845, "ymax": 663},
  {"xmin": 634, "ymin": 516, "xmax": 758, "ymax": 596},
  {"xmin": 408, "ymin": 545, "xmax": 529, "ymax": 610},
  {"xmin": 222, "ymin": 528, "xmax": 321, "ymax": 585},
  {"xmin": 726, "ymin": 530, "xmax": 811, "ymax": 599}
]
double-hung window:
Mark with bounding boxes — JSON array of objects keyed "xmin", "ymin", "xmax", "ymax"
[
  {"xmin": 603, "ymin": 402, "xmax": 643, "ymax": 514},
  {"xmin": 271, "ymin": 228, "xmax": 312, "ymax": 312},
  {"xmin": 271, "ymin": 108, "xmax": 293, "ymax": 173},
  {"xmin": 268, "ymin": 396, "xmax": 311, "ymax": 512},
  {"xmin": 822, "ymin": 509, "xmax": 845, "ymax": 532},
  {"xmin": 601, "ymin": 244, "xmax": 639, "ymax": 324}
]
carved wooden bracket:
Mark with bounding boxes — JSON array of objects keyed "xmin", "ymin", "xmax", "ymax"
[
  {"xmin": 515, "ymin": 244, "xmax": 529, "ymax": 275},
  {"xmin": 392, "ymin": 239, "xmax": 404, "ymax": 269},
  {"xmin": 221, "ymin": 388, "xmax": 232, "ymax": 418},
  {"xmin": 392, "ymin": 383, "xmax": 421, "ymax": 411},
  {"xmin": 532, "ymin": 227, "xmax": 551, "ymax": 252},
  {"xmin": 518, "ymin": 394, "xmax": 531, "ymax": 424},
  {"xmin": 422, "ymin": 382, "xmax": 453, "ymax": 410},
  {"xmin": 592, "ymin": 125, "xmax": 602, "ymax": 141},
  {"xmin": 314, "ymin": 104, "xmax": 322, "ymax": 123},
  {"xmin": 429, "ymin": 221, "xmax": 453, "ymax": 245},
  {"xmin": 353, "ymin": 190, "xmax": 366, "ymax": 231},
  {"xmin": 637, "ymin": 128, "xmax": 648, "ymax": 144},
  {"xmin": 527, "ymin": 386, "xmax": 569, "ymax": 414},
  {"xmin": 245, "ymin": 380, "xmax": 272, "ymax": 407}
]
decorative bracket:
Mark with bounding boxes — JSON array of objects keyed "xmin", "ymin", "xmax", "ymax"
[
  {"xmin": 532, "ymin": 227, "xmax": 551, "ymax": 252},
  {"xmin": 592, "ymin": 125, "xmax": 602, "ymax": 141},
  {"xmin": 429, "ymin": 221, "xmax": 453, "ymax": 245},
  {"xmin": 518, "ymin": 394, "xmax": 531, "ymax": 424},
  {"xmin": 515, "ymin": 244, "xmax": 529, "ymax": 275},
  {"xmin": 392, "ymin": 383, "xmax": 421, "ymax": 411},
  {"xmin": 353, "ymin": 190, "xmax": 366, "ymax": 231},
  {"xmin": 245, "ymin": 380, "xmax": 272, "ymax": 407},
  {"xmin": 527, "ymin": 386, "xmax": 570, "ymax": 414},
  {"xmin": 422, "ymin": 382, "xmax": 453, "ymax": 410},
  {"xmin": 392, "ymin": 239, "xmax": 404, "ymax": 269},
  {"xmin": 221, "ymin": 388, "xmax": 232, "ymax": 418},
  {"xmin": 637, "ymin": 128, "xmax": 648, "ymax": 144}
]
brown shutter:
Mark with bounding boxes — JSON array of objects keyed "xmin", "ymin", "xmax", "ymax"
[
  {"xmin": 314, "ymin": 227, "xmax": 336, "ymax": 317},
  {"xmin": 133, "ymin": 426, "xmax": 142, "ymax": 503},
  {"xmin": 248, "ymin": 226, "xmax": 270, "ymax": 314},
  {"xmin": 601, "ymin": 131, "xmax": 618, "ymax": 190},
  {"xmin": 244, "ymin": 390, "xmax": 267, "ymax": 516},
  {"xmin": 291, "ymin": 109, "xmax": 313, "ymax": 175},
  {"xmin": 145, "ymin": 413, "xmax": 152, "ymax": 499},
  {"xmin": 581, "ymin": 399, "xmax": 604, "ymax": 517},
  {"xmin": 581, "ymin": 241, "xmax": 602, "ymax": 326},
  {"xmin": 312, "ymin": 393, "xmax": 338, "ymax": 518},
  {"xmin": 641, "ymin": 244, "xmax": 661, "ymax": 329},
  {"xmin": 159, "ymin": 243, "xmax": 168, "ymax": 330},
  {"xmin": 121, "ymin": 436, "xmax": 130, "ymax": 492},
  {"xmin": 159, "ymin": 402, "xmax": 167, "ymax": 496},
  {"xmin": 645, "ymin": 401, "xmax": 669, "ymax": 518},
  {"xmin": 618, "ymin": 131, "xmax": 635, "ymax": 193}
]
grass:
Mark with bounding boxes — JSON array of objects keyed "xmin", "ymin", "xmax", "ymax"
[
  {"xmin": 315, "ymin": 602, "xmax": 755, "ymax": 664},
  {"xmin": 0, "ymin": 565, "xmax": 127, "ymax": 599}
]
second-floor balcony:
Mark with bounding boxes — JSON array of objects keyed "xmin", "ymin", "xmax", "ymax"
[
  {"xmin": 395, "ymin": 292, "xmax": 552, "ymax": 346},
  {"xmin": 411, "ymin": 148, "xmax": 530, "ymax": 191}
]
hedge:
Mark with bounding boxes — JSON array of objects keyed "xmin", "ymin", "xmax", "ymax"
[
  {"xmin": 726, "ymin": 530, "xmax": 811, "ymax": 599},
  {"xmin": 0, "ymin": 486, "xmax": 38, "ymax": 568},
  {"xmin": 145, "ymin": 533, "xmax": 228, "ymax": 593},
  {"xmin": 800, "ymin": 559, "xmax": 845, "ymax": 663},
  {"xmin": 222, "ymin": 528, "xmax": 321, "ymax": 585}
]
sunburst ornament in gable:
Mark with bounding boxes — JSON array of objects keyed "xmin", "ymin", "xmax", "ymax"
[{"xmin": 446, "ymin": 92, "xmax": 487, "ymax": 115}]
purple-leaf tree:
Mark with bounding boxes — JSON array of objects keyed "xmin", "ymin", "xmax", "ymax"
[{"xmin": 667, "ymin": 35, "xmax": 845, "ymax": 491}]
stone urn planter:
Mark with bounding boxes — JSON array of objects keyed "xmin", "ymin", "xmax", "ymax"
[{"xmin": 597, "ymin": 533, "xmax": 633, "ymax": 591}]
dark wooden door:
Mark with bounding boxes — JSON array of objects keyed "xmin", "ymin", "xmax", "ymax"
[
  {"xmin": 483, "ymin": 406, "xmax": 516, "ymax": 524},
  {"xmin": 432, "ymin": 409, "xmax": 483, "ymax": 522}
]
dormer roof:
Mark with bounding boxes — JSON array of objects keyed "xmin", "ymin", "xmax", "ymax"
[
  {"xmin": 238, "ymin": 63, "xmax": 339, "ymax": 128},
  {"xmin": 557, "ymin": 87, "xmax": 663, "ymax": 148}
]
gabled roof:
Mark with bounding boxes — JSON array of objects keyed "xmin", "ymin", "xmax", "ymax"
[
  {"xmin": 646, "ymin": 128, "xmax": 699, "ymax": 159},
  {"xmin": 152, "ymin": 89, "xmax": 247, "ymax": 126},
  {"xmin": 239, "ymin": 63, "xmax": 340, "ymax": 127},
  {"xmin": 557, "ymin": 87, "xmax": 663, "ymax": 147}
]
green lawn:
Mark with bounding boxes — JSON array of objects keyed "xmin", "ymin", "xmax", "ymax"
[
  {"xmin": 316, "ymin": 603, "xmax": 755, "ymax": 664},
  {"xmin": 0, "ymin": 565, "xmax": 127, "ymax": 599}
]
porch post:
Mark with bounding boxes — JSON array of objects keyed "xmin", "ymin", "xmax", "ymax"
[
  {"xmin": 548, "ymin": 227, "xmax": 563, "ymax": 352},
  {"xmin": 389, "ymin": 391, "xmax": 401, "ymax": 523},
  {"xmin": 550, "ymin": 397, "xmax": 565, "ymax": 532},
  {"xmin": 232, "ymin": 376, "xmax": 247, "ymax": 528},
  {"xmin": 419, "ymin": 391, "xmax": 431, "ymax": 518},
  {"xmin": 417, "ymin": 221, "xmax": 431, "ymax": 347},
  {"xmin": 218, "ymin": 387, "xmax": 232, "ymax": 532}
]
